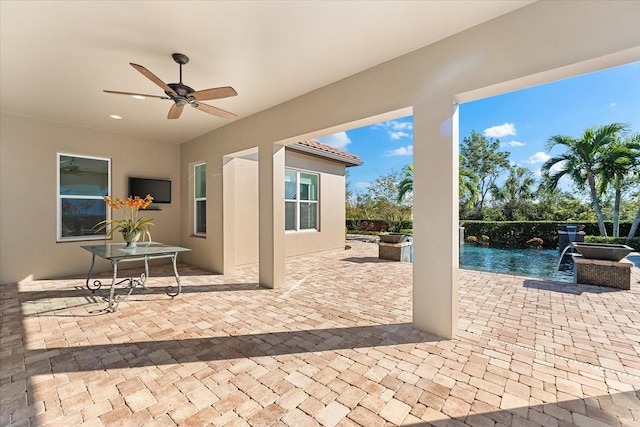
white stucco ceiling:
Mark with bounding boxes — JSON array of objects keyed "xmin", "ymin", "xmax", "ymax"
[{"xmin": 0, "ymin": 1, "xmax": 533, "ymax": 144}]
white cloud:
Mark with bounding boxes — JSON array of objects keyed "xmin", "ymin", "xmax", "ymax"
[
  {"xmin": 609, "ymin": 102, "xmax": 617, "ymax": 108},
  {"xmin": 384, "ymin": 145, "xmax": 413, "ymax": 157},
  {"xmin": 373, "ymin": 120, "xmax": 413, "ymax": 140},
  {"xmin": 355, "ymin": 181, "xmax": 370, "ymax": 189},
  {"xmin": 501, "ymin": 140, "xmax": 525, "ymax": 148},
  {"xmin": 484, "ymin": 123, "xmax": 516, "ymax": 138},
  {"xmin": 318, "ymin": 131, "xmax": 352, "ymax": 150},
  {"xmin": 390, "ymin": 131, "xmax": 410, "ymax": 140},
  {"xmin": 527, "ymin": 151, "xmax": 550, "ymax": 164},
  {"xmin": 390, "ymin": 121, "xmax": 413, "ymax": 131},
  {"xmin": 534, "ymin": 168, "xmax": 542, "ymax": 177}
]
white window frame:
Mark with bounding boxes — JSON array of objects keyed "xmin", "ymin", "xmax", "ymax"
[
  {"xmin": 194, "ymin": 162, "xmax": 207, "ymax": 236},
  {"xmin": 57, "ymin": 153, "xmax": 111, "ymax": 242},
  {"xmin": 285, "ymin": 168, "xmax": 319, "ymax": 232}
]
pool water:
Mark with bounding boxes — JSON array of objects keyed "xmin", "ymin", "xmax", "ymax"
[{"xmin": 459, "ymin": 244, "xmax": 574, "ymax": 282}]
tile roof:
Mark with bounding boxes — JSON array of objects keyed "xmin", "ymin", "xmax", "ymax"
[{"xmin": 290, "ymin": 139, "xmax": 363, "ymax": 166}]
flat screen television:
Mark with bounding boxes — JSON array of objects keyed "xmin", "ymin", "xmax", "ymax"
[{"xmin": 128, "ymin": 177, "xmax": 171, "ymax": 204}]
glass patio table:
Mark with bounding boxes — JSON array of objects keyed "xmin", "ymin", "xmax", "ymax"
[{"xmin": 81, "ymin": 242, "xmax": 191, "ymax": 311}]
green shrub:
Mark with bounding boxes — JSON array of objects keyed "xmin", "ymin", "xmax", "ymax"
[
  {"xmin": 461, "ymin": 221, "xmax": 639, "ymax": 249},
  {"xmin": 526, "ymin": 237, "xmax": 544, "ymax": 248}
]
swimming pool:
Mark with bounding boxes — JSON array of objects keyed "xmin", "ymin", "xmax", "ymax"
[{"xmin": 459, "ymin": 244, "xmax": 573, "ymax": 282}]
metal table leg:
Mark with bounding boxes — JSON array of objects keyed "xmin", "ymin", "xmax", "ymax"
[
  {"xmin": 166, "ymin": 252, "xmax": 182, "ymax": 297},
  {"xmin": 107, "ymin": 259, "xmax": 146, "ymax": 312},
  {"xmin": 85, "ymin": 253, "xmax": 103, "ymax": 291}
]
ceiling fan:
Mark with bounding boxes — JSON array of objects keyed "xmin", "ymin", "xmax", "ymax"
[{"xmin": 104, "ymin": 53, "xmax": 237, "ymax": 120}]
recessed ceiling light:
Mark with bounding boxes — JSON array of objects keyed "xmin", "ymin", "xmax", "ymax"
[
  {"xmin": 131, "ymin": 95, "xmax": 146, "ymax": 100},
  {"xmin": 109, "ymin": 115, "xmax": 122, "ymax": 120}
]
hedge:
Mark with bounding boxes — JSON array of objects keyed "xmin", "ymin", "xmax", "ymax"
[
  {"xmin": 461, "ymin": 221, "xmax": 639, "ymax": 249},
  {"xmin": 347, "ymin": 219, "xmax": 639, "ymax": 249},
  {"xmin": 346, "ymin": 219, "xmax": 413, "ymax": 233}
]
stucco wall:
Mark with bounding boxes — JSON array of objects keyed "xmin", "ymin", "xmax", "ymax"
[
  {"xmin": 232, "ymin": 157, "xmax": 259, "ymax": 266},
  {"xmin": 0, "ymin": 113, "xmax": 181, "ymax": 284},
  {"xmin": 228, "ymin": 150, "xmax": 348, "ymax": 267},
  {"xmin": 284, "ymin": 151, "xmax": 347, "ymax": 258}
]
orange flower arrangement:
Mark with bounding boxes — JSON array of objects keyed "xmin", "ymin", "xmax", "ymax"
[{"xmin": 95, "ymin": 195, "xmax": 154, "ymax": 245}]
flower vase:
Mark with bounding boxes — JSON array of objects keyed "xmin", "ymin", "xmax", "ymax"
[{"xmin": 122, "ymin": 230, "xmax": 142, "ymax": 248}]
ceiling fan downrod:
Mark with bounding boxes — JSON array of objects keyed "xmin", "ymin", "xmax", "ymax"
[{"xmin": 172, "ymin": 53, "xmax": 189, "ymax": 84}]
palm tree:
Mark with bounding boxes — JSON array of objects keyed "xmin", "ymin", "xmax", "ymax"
[
  {"xmin": 596, "ymin": 133, "xmax": 640, "ymax": 236},
  {"xmin": 491, "ymin": 166, "xmax": 536, "ymax": 220},
  {"xmin": 541, "ymin": 123, "xmax": 628, "ymax": 236},
  {"xmin": 397, "ymin": 164, "xmax": 413, "ymax": 203}
]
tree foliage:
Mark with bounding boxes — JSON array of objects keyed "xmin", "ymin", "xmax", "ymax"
[
  {"xmin": 347, "ymin": 124, "xmax": 638, "ymax": 238},
  {"xmin": 460, "ymin": 131, "xmax": 510, "ymax": 218},
  {"xmin": 346, "ymin": 169, "xmax": 411, "ymax": 231},
  {"xmin": 541, "ymin": 123, "xmax": 629, "ymax": 236}
]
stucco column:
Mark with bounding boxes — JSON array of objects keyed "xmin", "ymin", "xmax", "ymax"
[
  {"xmin": 222, "ymin": 157, "xmax": 236, "ymax": 275},
  {"xmin": 258, "ymin": 144, "xmax": 285, "ymax": 288},
  {"xmin": 412, "ymin": 103, "xmax": 459, "ymax": 339}
]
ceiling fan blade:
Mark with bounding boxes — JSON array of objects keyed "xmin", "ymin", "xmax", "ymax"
[
  {"xmin": 167, "ymin": 103, "xmax": 184, "ymax": 119},
  {"xmin": 189, "ymin": 86, "xmax": 237, "ymax": 101},
  {"xmin": 130, "ymin": 63, "xmax": 176, "ymax": 95},
  {"xmin": 103, "ymin": 90, "xmax": 169, "ymax": 99},
  {"xmin": 192, "ymin": 102, "xmax": 237, "ymax": 120}
]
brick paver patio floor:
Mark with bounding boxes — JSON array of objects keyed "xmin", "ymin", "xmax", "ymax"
[{"xmin": 2, "ymin": 240, "xmax": 639, "ymax": 426}]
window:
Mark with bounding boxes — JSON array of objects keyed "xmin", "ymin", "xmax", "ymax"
[
  {"xmin": 57, "ymin": 153, "xmax": 110, "ymax": 241},
  {"xmin": 194, "ymin": 162, "xmax": 206, "ymax": 235},
  {"xmin": 285, "ymin": 169, "xmax": 318, "ymax": 231}
]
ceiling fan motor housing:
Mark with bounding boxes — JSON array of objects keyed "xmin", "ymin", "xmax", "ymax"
[{"xmin": 166, "ymin": 83, "xmax": 195, "ymax": 98}]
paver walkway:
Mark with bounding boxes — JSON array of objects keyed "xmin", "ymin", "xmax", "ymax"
[{"xmin": 1, "ymin": 240, "xmax": 639, "ymax": 426}]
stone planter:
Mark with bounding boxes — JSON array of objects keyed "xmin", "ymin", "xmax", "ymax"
[
  {"xmin": 572, "ymin": 243, "xmax": 633, "ymax": 262},
  {"xmin": 379, "ymin": 233, "xmax": 409, "ymax": 244},
  {"xmin": 378, "ymin": 233, "xmax": 412, "ymax": 262}
]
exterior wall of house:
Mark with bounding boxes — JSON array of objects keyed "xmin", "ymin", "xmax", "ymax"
[
  {"xmin": 177, "ymin": 1, "xmax": 640, "ymax": 338},
  {"xmin": 228, "ymin": 151, "xmax": 347, "ymax": 268},
  {"xmin": 0, "ymin": 113, "xmax": 181, "ymax": 284},
  {"xmin": 283, "ymin": 151, "xmax": 347, "ymax": 258}
]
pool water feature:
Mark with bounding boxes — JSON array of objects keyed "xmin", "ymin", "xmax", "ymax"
[{"xmin": 459, "ymin": 245, "xmax": 573, "ymax": 282}]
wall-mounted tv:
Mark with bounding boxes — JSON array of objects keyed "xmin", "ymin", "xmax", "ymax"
[{"xmin": 128, "ymin": 177, "xmax": 171, "ymax": 204}]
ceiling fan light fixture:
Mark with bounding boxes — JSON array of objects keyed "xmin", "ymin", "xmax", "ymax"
[{"xmin": 109, "ymin": 114, "xmax": 123, "ymax": 120}]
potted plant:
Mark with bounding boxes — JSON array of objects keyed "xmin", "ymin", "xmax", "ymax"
[{"xmin": 94, "ymin": 195, "xmax": 154, "ymax": 248}]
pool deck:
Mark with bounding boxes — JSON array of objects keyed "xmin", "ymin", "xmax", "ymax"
[{"xmin": 1, "ymin": 239, "xmax": 639, "ymax": 426}]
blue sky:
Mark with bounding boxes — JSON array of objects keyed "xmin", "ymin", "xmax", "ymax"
[{"xmin": 318, "ymin": 61, "xmax": 640, "ymax": 195}]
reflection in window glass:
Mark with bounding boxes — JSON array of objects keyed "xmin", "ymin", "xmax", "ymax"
[
  {"xmin": 195, "ymin": 200, "xmax": 206, "ymax": 234},
  {"xmin": 285, "ymin": 202, "xmax": 296, "ymax": 230},
  {"xmin": 285, "ymin": 170, "xmax": 297, "ymax": 199},
  {"xmin": 60, "ymin": 199, "xmax": 107, "ymax": 238},
  {"xmin": 300, "ymin": 202, "xmax": 317, "ymax": 230},
  {"xmin": 195, "ymin": 163, "xmax": 206, "ymax": 198},
  {"xmin": 57, "ymin": 153, "xmax": 110, "ymax": 241},
  {"xmin": 299, "ymin": 173, "xmax": 317, "ymax": 201},
  {"xmin": 59, "ymin": 155, "xmax": 109, "ymax": 196}
]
